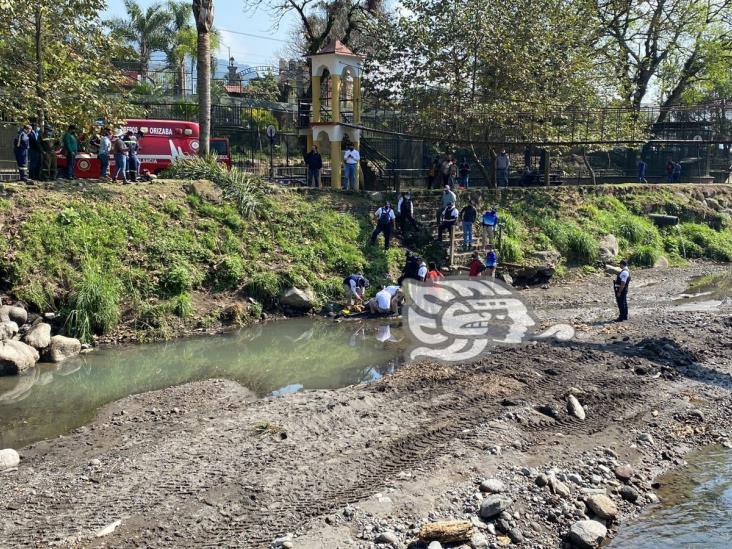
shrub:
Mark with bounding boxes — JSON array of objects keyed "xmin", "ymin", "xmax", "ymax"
[
  {"xmin": 565, "ymin": 226, "xmax": 599, "ymax": 264},
  {"xmin": 214, "ymin": 254, "xmax": 246, "ymax": 289},
  {"xmin": 16, "ymin": 279, "xmax": 56, "ymax": 312},
  {"xmin": 160, "ymin": 263, "xmax": 196, "ymax": 296},
  {"xmin": 680, "ymin": 223, "xmax": 732, "ymax": 261},
  {"xmin": 499, "ymin": 235, "xmax": 524, "ymax": 263},
  {"xmin": 171, "ymin": 292, "xmax": 194, "ymax": 318},
  {"xmin": 244, "ymin": 271, "xmax": 283, "ymax": 306},
  {"xmin": 615, "ymin": 214, "xmax": 659, "ymax": 245},
  {"xmin": 630, "ymin": 245, "xmax": 661, "ymax": 267},
  {"xmin": 64, "ymin": 264, "xmax": 120, "ymax": 342}
]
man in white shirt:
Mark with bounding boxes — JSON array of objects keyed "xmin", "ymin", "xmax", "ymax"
[
  {"xmin": 417, "ymin": 260, "xmax": 428, "ymax": 281},
  {"xmin": 343, "ymin": 144, "xmax": 360, "ymax": 190},
  {"xmin": 369, "ymin": 202, "xmax": 396, "ymax": 249},
  {"xmin": 437, "ymin": 201, "xmax": 459, "ymax": 241},
  {"xmin": 369, "ymin": 286, "xmax": 394, "ymax": 315},
  {"xmin": 496, "ymin": 150, "xmax": 510, "ymax": 187},
  {"xmin": 614, "ymin": 260, "xmax": 631, "ymax": 322}
]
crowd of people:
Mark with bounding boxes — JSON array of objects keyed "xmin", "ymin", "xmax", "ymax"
[{"xmin": 12, "ymin": 123, "xmax": 146, "ymax": 183}]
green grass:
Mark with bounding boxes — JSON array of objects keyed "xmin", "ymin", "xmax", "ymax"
[{"xmin": 64, "ymin": 264, "xmax": 121, "ymax": 342}]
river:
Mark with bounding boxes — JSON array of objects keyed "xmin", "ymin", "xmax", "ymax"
[{"xmin": 0, "ymin": 318, "xmax": 406, "ymax": 448}]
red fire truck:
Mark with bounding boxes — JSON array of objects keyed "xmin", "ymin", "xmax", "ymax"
[{"xmin": 57, "ymin": 119, "xmax": 231, "ymax": 178}]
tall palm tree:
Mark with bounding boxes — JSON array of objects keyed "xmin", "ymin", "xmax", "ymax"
[
  {"xmin": 165, "ymin": 1, "xmax": 192, "ymax": 96},
  {"xmin": 107, "ymin": 0, "xmax": 172, "ymax": 79},
  {"xmin": 193, "ymin": 0, "xmax": 214, "ymax": 157}
]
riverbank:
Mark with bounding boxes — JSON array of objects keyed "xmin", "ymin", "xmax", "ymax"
[
  {"xmin": 1, "ymin": 178, "xmax": 731, "ymax": 346},
  {"xmin": 1, "ymin": 264, "xmax": 730, "ymax": 548}
]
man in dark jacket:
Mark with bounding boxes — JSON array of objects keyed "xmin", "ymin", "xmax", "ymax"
[
  {"xmin": 14, "ymin": 125, "xmax": 31, "ymax": 182},
  {"xmin": 460, "ymin": 200, "xmax": 477, "ymax": 250},
  {"xmin": 304, "ymin": 145, "xmax": 322, "ymax": 188},
  {"xmin": 28, "ymin": 125, "xmax": 42, "ymax": 180},
  {"xmin": 397, "ymin": 192, "xmax": 417, "ymax": 233}
]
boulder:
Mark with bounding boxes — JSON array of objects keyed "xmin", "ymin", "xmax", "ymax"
[
  {"xmin": 479, "ymin": 478, "xmax": 506, "ymax": 494},
  {"xmin": 614, "ymin": 464, "xmax": 634, "ymax": 482},
  {"xmin": 705, "ymin": 197, "xmax": 722, "ymax": 211},
  {"xmin": 567, "ymin": 394, "xmax": 586, "ymax": 420},
  {"xmin": 599, "ymin": 234, "xmax": 619, "ymax": 262},
  {"xmin": 279, "ymin": 287, "xmax": 315, "ymax": 311},
  {"xmin": 549, "ymin": 475, "xmax": 571, "ymax": 498},
  {"xmin": 586, "ymin": 494, "xmax": 618, "ymax": 520},
  {"xmin": 567, "ymin": 520, "xmax": 607, "ymax": 548},
  {"xmin": 0, "ymin": 340, "xmax": 39, "ymax": 375},
  {"xmin": 186, "ymin": 180, "xmax": 223, "ymax": 204},
  {"xmin": 24, "ymin": 323, "xmax": 52, "ymax": 350},
  {"xmin": 531, "ymin": 250, "xmax": 561, "ymax": 266},
  {"xmin": 1, "ymin": 321, "xmax": 19, "ymax": 340},
  {"xmin": 0, "ymin": 448, "xmax": 20, "ymax": 471},
  {"xmin": 0, "ymin": 305, "xmax": 27, "ymax": 326},
  {"xmin": 479, "ymin": 495, "xmax": 512, "ymax": 519},
  {"xmin": 47, "ymin": 335, "xmax": 82, "ymax": 363}
]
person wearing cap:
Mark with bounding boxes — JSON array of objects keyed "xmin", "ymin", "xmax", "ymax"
[
  {"xmin": 112, "ymin": 131, "xmax": 129, "ymax": 183},
  {"xmin": 370, "ymin": 201, "xmax": 396, "ymax": 249},
  {"xmin": 613, "ymin": 260, "xmax": 631, "ymax": 322},
  {"xmin": 481, "ymin": 205, "xmax": 499, "ymax": 252},
  {"xmin": 437, "ymin": 201, "xmax": 459, "ymax": 241},
  {"xmin": 62, "ymin": 124, "xmax": 78, "ymax": 179},
  {"xmin": 343, "ymin": 143, "xmax": 360, "ymax": 191},
  {"xmin": 436, "ymin": 184, "xmax": 457, "ymax": 225},
  {"xmin": 343, "ymin": 274, "xmax": 369, "ymax": 307},
  {"xmin": 125, "ymin": 131, "xmax": 141, "ymax": 181}
]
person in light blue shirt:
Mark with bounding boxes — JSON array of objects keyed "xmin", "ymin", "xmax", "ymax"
[{"xmin": 481, "ymin": 205, "xmax": 499, "ymax": 252}]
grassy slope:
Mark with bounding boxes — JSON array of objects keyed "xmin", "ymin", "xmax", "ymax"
[
  {"xmin": 460, "ymin": 184, "xmax": 732, "ymax": 270},
  {"xmin": 1, "ymin": 181, "xmax": 730, "ymax": 343},
  {"xmin": 0, "ymin": 181, "xmax": 405, "ymax": 343}
]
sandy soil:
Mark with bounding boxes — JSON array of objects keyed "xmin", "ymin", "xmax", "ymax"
[{"xmin": 1, "ymin": 263, "xmax": 731, "ymax": 548}]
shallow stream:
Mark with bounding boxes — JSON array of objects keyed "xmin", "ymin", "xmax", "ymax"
[
  {"xmin": 611, "ymin": 445, "xmax": 732, "ymax": 547},
  {"xmin": 0, "ymin": 318, "xmax": 406, "ymax": 448}
]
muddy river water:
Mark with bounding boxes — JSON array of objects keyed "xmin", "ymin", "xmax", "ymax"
[{"xmin": 0, "ymin": 318, "xmax": 406, "ymax": 448}]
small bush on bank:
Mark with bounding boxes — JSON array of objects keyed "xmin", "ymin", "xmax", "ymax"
[
  {"xmin": 214, "ymin": 254, "xmax": 246, "ymax": 290},
  {"xmin": 64, "ymin": 264, "xmax": 120, "ymax": 342},
  {"xmin": 630, "ymin": 245, "xmax": 661, "ymax": 267},
  {"xmin": 679, "ymin": 223, "xmax": 732, "ymax": 261},
  {"xmin": 163, "ymin": 155, "xmax": 265, "ymax": 219},
  {"xmin": 244, "ymin": 271, "xmax": 283, "ymax": 306}
]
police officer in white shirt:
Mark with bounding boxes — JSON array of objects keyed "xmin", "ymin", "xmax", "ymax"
[
  {"xmin": 614, "ymin": 260, "xmax": 631, "ymax": 322},
  {"xmin": 370, "ymin": 202, "xmax": 396, "ymax": 249},
  {"xmin": 343, "ymin": 144, "xmax": 360, "ymax": 191}
]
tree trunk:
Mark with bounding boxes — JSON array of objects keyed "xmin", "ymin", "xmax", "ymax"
[
  {"xmin": 197, "ymin": 30, "xmax": 211, "ymax": 156},
  {"xmin": 176, "ymin": 59, "xmax": 186, "ymax": 96},
  {"xmin": 34, "ymin": 8, "xmax": 44, "ymax": 129},
  {"xmin": 469, "ymin": 143, "xmax": 491, "ymax": 187}
]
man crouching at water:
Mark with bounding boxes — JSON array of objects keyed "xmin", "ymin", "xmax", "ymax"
[
  {"xmin": 614, "ymin": 260, "xmax": 630, "ymax": 322},
  {"xmin": 368, "ymin": 284, "xmax": 403, "ymax": 315}
]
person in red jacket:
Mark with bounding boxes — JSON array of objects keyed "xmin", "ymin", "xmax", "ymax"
[{"xmin": 468, "ymin": 251, "xmax": 485, "ymax": 277}]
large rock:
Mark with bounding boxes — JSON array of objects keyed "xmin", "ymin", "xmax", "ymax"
[
  {"xmin": 279, "ymin": 287, "xmax": 315, "ymax": 311},
  {"xmin": 0, "ymin": 340, "xmax": 39, "ymax": 375},
  {"xmin": 47, "ymin": 335, "xmax": 82, "ymax": 363},
  {"xmin": 567, "ymin": 520, "xmax": 607, "ymax": 548},
  {"xmin": 1, "ymin": 321, "xmax": 19, "ymax": 340},
  {"xmin": 0, "ymin": 305, "xmax": 27, "ymax": 326},
  {"xmin": 531, "ymin": 250, "xmax": 561, "ymax": 266},
  {"xmin": 479, "ymin": 495, "xmax": 512, "ymax": 519},
  {"xmin": 479, "ymin": 478, "xmax": 506, "ymax": 494},
  {"xmin": 549, "ymin": 475, "xmax": 571, "ymax": 498},
  {"xmin": 599, "ymin": 234, "xmax": 619, "ymax": 262},
  {"xmin": 24, "ymin": 322, "xmax": 52, "ymax": 350},
  {"xmin": 705, "ymin": 197, "xmax": 722, "ymax": 211},
  {"xmin": 567, "ymin": 394, "xmax": 586, "ymax": 420},
  {"xmin": 0, "ymin": 448, "xmax": 20, "ymax": 471},
  {"xmin": 586, "ymin": 494, "xmax": 618, "ymax": 520},
  {"xmin": 614, "ymin": 464, "xmax": 634, "ymax": 482}
]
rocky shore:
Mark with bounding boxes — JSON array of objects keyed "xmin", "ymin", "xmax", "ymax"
[{"xmin": 0, "ymin": 264, "xmax": 730, "ymax": 548}]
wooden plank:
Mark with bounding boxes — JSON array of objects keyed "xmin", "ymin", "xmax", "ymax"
[{"xmin": 419, "ymin": 520, "xmax": 474, "ymax": 543}]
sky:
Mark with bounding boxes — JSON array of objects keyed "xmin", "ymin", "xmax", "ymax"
[{"xmin": 102, "ymin": 0, "xmax": 298, "ymax": 66}]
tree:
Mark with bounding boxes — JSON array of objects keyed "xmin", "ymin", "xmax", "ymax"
[
  {"xmin": 246, "ymin": 0, "xmax": 385, "ymax": 56},
  {"xmin": 107, "ymin": 0, "xmax": 173, "ymax": 78},
  {"xmin": 248, "ymin": 71, "xmax": 281, "ymax": 101},
  {"xmin": 193, "ymin": 0, "xmax": 214, "ymax": 156},
  {"xmin": 165, "ymin": 1, "xmax": 194, "ymax": 95},
  {"xmin": 593, "ymin": 0, "xmax": 732, "ymax": 119},
  {"xmin": 0, "ymin": 0, "xmax": 127, "ymax": 129}
]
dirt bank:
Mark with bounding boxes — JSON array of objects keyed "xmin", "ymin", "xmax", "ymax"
[{"xmin": 1, "ymin": 264, "xmax": 731, "ymax": 548}]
